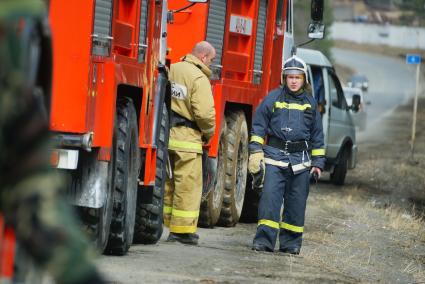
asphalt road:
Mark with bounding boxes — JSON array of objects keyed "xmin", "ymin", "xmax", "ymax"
[
  {"xmin": 332, "ymin": 48, "xmax": 418, "ymax": 128},
  {"xmin": 96, "ymin": 49, "xmax": 420, "ymax": 283}
]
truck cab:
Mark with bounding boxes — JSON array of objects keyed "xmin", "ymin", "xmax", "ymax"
[{"xmin": 297, "ymin": 48, "xmax": 358, "ymax": 185}]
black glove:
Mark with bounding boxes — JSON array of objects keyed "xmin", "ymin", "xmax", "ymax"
[
  {"xmin": 251, "ymin": 163, "xmax": 265, "ymax": 192},
  {"xmin": 309, "ymin": 172, "xmax": 319, "ymax": 184}
]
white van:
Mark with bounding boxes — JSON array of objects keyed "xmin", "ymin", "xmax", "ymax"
[{"xmin": 297, "ymin": 48, "xmax": 358, "ymax": 185}]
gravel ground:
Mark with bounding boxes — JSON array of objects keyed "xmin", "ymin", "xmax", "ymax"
[{"xmin": 97, "ymin": 97, "xmax": 425, "ymax": 284}]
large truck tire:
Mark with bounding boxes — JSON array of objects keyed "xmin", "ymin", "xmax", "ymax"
[
  {"xmin": 133, "ymin": 103, "xmax": 169, "ymax": 244},
  {"xmin": 218, "ymin": 111, "xmax": 249, "ymax": 227},
  {"xmin": 105, "ymin": 97, "xmax": 140, "ymax": 255},
  {"xmin": 76, "ymin": 150, "xmax": 114, "ymax": 252},
  {"xmin": 198, "ymin": 121, "xmax": 227, "ymax": 228},
  {"xmin": 330, "ymin": 147, "xmax": 348, "ymax": 186}
]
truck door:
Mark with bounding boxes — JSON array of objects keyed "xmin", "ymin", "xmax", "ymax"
[
  {"xmin": 325, "ymin": 68, "xmax": 351, "ymax": 159},
  {"xmin": 221, "ymin": 0, "xmax": 256, "ymax": 83}
]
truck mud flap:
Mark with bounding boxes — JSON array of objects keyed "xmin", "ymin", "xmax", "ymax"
[{"xmin": 67, "ymin": 151, "xmax": 108, "ymax": 209}]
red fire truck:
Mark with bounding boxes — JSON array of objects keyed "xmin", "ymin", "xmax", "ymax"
[
  {"xmin": 167, "ymin": 0, "xmax": 325, "ymax": 227},
  {"xmin": 48, "ymin": 0, "xmax": 175, "ymax": 255},
  {"xmin": 0, "ymin": 216, "xmax": 15, "ymax": 282}
]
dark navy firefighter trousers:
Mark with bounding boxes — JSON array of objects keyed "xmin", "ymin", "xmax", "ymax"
[{"xmin": 253, "ymin": 164, "xmax": 310, "ymax": 251}]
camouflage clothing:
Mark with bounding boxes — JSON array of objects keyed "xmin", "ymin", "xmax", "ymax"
[{"xmin": 0, "ymin": 1, "xmax": 103, "ymax": 283}]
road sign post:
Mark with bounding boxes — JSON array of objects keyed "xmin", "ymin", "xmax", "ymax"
[{"xmin": 406, "ymin": 54, "xmax": 421, "ymax": 157}]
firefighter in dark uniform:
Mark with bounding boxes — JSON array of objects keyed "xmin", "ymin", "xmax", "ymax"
[{"xmin": 248, "ymin": 55, "xmax": 325, "ymax": 254}]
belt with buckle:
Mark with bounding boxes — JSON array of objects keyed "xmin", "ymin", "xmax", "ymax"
[
  {"xmin": 171, "ymin": 111, "xmax": 200, "ymax": 131},
  {"xmin": 267, "ymin": 136, "xmax": 310, "ymax": 153}
]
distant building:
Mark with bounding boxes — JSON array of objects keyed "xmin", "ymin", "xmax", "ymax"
[
  {"xmin": 364, "ymin": 0, "xmax": 401, "ymax": 10},
  {"xmin": 333, "ymin": 2, "xmax": 355, "ymax": 21}
]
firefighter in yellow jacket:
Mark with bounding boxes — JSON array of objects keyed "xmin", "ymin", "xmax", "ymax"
[{"xmin": 164, "ymin": 41, "xmax": 216, "ymax": 245}]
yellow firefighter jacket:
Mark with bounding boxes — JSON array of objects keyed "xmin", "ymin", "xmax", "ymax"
[{"xmin": 168, "ymin": 54, "xmax": 216, "ymax": 153}]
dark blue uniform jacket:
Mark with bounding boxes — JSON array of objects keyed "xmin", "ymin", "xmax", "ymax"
[{"xmin": 249, "ymin": 86, "xmax": 326, "ymax": 173}]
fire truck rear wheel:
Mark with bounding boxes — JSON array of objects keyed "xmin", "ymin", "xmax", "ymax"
[
  {"xmin": 198, "ymin": 121, "xmax": 227, "ymax": 228},
  {"xmin": 105, "ymin": 97, "xmax": 140, "ymax": 255},
  {"xmin": 133, "ymin": 103, "xmax": 169, "ymax": 244},
  {"xmin": 330, "ymin": 147, "xmax": 348, "ymax": 186},
  {"xmin": 76, "ymin": 150, "xmax": 114, "ymax": 252},
  {"xmin": 218, "ymin": 111, "xmax": 248, "ymax": 227}
]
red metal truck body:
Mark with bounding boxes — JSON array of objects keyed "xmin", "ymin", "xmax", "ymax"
[
  {"xmin": 168, "ymin": 0, "xmax": 287, "ymax": 157},
  {"xmin": 49, "ymin": 0, "xmax": 165, "ymax": 184},
  {"xmin": 49, "ymin": 0, "xmax": 169, "ymax": 253},
  {"xmin": 167, "ymin": 0, "xmax": 289, "ymax": 226}
]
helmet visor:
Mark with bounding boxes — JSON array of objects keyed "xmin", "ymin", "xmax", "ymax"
[{"xmin": 283, "ymin": 69, "xmax": 305, "ymax": 75}]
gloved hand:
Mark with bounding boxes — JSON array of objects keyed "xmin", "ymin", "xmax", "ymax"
[
  {"xmin": 309, "ymin": 167, "xmax": 322, "ymax": 185},
  {"xmin": 252, "ymin": 163, "xmax": 265, "ymax": 191},
  {"xmin": 248, "ymin": 151, "xmax": 264, "ymax": 174},
  {"xmin": 249, "ymin": 152, "xmax": 265, "ymax": 191},
  {"xmin": 310, "ymin": 166, "xmax": 322, "ymax": 178}
]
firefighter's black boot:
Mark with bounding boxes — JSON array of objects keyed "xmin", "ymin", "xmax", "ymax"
[
  {"xmin": 279, "ymin": 247, "xmax": 300, "ymax": 255},
  {"xmin": 166, "ymin": 233, "xmax": 199, "ymax": 245},
  {"xmin": 252, "ymin": 243, "xmax": 273, "ymax": 252}
]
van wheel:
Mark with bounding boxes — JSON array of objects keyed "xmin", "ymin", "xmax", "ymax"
[
  {"xmin": 330, "ymin": 148, "xmax": 348, "ymax": 186},
  {"xmin": 218, "ymin": 111, "xmax": 248, "ymax": 227},
  {"xmin": 105, "ymin": 97, "xmax": 140, "ymax": 255},
  {"xmin": 199, "ymin": 121, "xmax": 227, "ymax": 228},
  {"xmin": 133, "ymin": 103, "xmax": 169, "ymax": 244}
]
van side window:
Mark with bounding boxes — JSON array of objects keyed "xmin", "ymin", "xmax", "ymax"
[{"xmin": 328, "ymin": 71, "xmax": 347, "ymax": 110}]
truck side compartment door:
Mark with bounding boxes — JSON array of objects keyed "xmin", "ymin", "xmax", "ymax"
[
  {"xmin": 206, "ymin": 0, "xmax": 227, "ymax": 73},
  {"xmin": 138, "ymin": 0, "xmax": 149, "ymax": 63},
  {"xmin": 252, "ymin": 0, "xmax": 268, "ymax": 85}
]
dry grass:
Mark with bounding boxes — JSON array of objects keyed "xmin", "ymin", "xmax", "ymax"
[
  {"xmin": 384, "ymin": 205, "xmax": 425, "ymax": 240},
  {"xmin": 305, "ymin": 188, "xmax": 425, "ymax": 282},
  {"xmin": 306, "ymin": 230, "xmax": 334, "ymax": 245}
]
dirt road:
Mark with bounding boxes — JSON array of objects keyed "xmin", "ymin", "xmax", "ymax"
[
  {"xmin": 97, "ymin": 99, "xmax": 425, "ymax": 283},
  {"xmin": 97, "ymin": 51, "xmax": 425, "ymax": 283}
]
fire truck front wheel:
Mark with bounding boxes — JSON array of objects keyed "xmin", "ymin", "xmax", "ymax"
[
  {"xmin": 218, "ymin": 111, "xmax": 249, "ymax": 227},
  {"xmin": 105, "ymin": 97, "xmax": 140, "ymax": 255}
]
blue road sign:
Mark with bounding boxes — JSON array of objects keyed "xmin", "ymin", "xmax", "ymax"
[{"xmin": 406, "ymin": 54, "xmax": 421, "ymax": 65}]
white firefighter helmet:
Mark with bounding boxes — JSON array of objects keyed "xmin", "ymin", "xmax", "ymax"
[{"xmin": 282, "ymin": 55, "xmax": 309, "ymax": 84}]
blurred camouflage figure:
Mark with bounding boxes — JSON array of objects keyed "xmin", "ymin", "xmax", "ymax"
[{"xmin": 0, "ymin": 1, "xmax": 104, "ymax": 283}]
